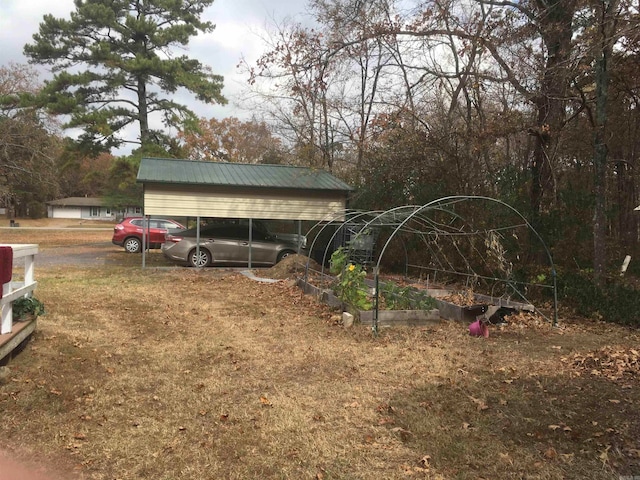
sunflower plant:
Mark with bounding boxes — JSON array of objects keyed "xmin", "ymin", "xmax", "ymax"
[{"xmin": 330, "ymin": 248, "xmax": 372, "ymax": 313}]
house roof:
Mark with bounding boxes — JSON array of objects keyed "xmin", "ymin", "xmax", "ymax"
[
  {"xmin": 46, "ymin": 197, "xmax": 105, "ymax": 207},
  {"xmin": 137, "ymin": 157, "xmax": 353, "ymax": 192}
]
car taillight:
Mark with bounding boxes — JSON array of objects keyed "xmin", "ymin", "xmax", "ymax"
[
  {"xmin": 115, "ymin": 225, "xmax": 124, "ymax": 230},
  {"xmin": 166, "ymin": 235, "xmax": 183, "ymax": 243}
]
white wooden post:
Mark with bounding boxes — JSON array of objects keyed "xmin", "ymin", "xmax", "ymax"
[
  {"xmin": 1, "ymin": 281, "xmax": 12, "ymax": 335},
  {"xmin": 24, "ymin": 252, "xmax": 35, "ymax": 286},
  {"xmin": 0, "ymin": 244, "xmax": 39, "ymax": 335},
  {"xmin": 620, "ymin": 255, "xmax": 631, "ymax": 276}
]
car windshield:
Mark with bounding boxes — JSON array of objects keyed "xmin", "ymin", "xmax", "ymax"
[{"xmin": 182, "ymin": 224, "xmax": 273, "ymax": 241}]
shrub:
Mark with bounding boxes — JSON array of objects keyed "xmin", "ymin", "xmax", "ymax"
[
  {"xmin": 556, "ymin": 271, "xmax": 640, "ymax": 326},
  {"xmin": 27, "ymin": 201, "xmax": 46, "ymax": 219},
  {"xmin": 12, "ymin": 296, "xmax": 46, "ymax": 321}
]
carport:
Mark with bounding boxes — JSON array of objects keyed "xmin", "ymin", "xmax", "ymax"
[{"xmin": 136, "ymin": 157, "xmax": 353, "ymax": 267}]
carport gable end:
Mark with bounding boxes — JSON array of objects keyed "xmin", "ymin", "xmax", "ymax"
[{"xmin": 136, "ymin": 158, "xmax": 353, "ymax": 221}]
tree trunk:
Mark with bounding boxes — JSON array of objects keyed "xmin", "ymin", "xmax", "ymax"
[
  {"xmin": 593, "ymin": 125, "xmax": 607, "ymax": 282},
  {"xmin": 530, "ymin": 0, "xmax": 576, "ymax": 221},
  {"xmin": 592, "ymin": 0, "xmax": 619, "ymax": 283},
  {"xmin": 138, "ymin": 76, "xmax": 150, "ymax": 148}
]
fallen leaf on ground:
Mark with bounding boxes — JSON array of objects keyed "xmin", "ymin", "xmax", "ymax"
[{"xmin": 468, "ymin": 395, "xmax": 489, "ymax": 411}]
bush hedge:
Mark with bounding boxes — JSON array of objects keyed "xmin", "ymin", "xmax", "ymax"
[{"xmin": 556, "ymin": 271, "xmax": 640, "ymax": 326}]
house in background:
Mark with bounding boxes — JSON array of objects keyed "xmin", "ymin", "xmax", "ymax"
[{"xmin": 46, "ymin": 197, "xmax": 140, "ymax": 221}]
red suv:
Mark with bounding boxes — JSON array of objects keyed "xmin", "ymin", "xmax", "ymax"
[{"xmin": 112, "ymin": 217, "xmax": 186, "ymax": 253}]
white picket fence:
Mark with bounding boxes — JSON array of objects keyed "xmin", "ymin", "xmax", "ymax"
[{"xmin": 1, "ymin": 244, "xmax": 39, "ymax": 335}]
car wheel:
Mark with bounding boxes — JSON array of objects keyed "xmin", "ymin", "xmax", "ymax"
[
  {"xmin": 277, "ymin": 250, "xmax": 295, "ymax": 263},
  {"xmin": 189, "ymin": 248, "xmax": 211, "ymax": 268},
  {"xmin": 124, "ymin": 237, "xmax": 141, "ymax": 253}
]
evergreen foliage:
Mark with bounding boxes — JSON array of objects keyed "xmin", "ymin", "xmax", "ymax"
[{"xmin": 24, "ymin": 0, "xmax": 226, "ymax": 152}]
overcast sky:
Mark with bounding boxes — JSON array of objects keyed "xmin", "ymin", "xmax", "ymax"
[{"xmin": 0, "ymin": 0, "xmax": 309, "ymax": 150}]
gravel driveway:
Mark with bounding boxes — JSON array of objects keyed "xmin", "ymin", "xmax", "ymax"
[{"xmin": 36, "ymin": 242, "xmax": 123, "ymax": 267}]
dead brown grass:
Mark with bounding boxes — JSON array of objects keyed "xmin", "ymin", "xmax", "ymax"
[
  {"xmin": 2, "ymin": 230, "xmax": 112, "ymax": 248},
  {"xmin": 0, "ymin": 229, "xmax": 639, "ymax": 479},
  {"xmin": 1, "ymin": 217, "xmax": 115, "ymax": 228}
]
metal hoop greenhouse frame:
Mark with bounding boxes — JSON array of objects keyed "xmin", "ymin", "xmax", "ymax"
[{"xmin": 304, "ymin": 196, "xmax": 558, "ymax": 335}]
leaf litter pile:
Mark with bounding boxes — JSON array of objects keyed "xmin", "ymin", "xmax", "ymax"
[
  {"xmin": 439, "ymin": 288, "xmax": 477, "ymax": 307},
  {"xmin": 564, "ymin": 346, "xmax": 640, "ymax": 382},
  {"xmin": 0, "ymin": 241, "xmax": 639, "ymax": 479}
]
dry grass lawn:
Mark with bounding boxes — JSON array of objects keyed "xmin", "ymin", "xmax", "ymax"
[
  {"xmin": 1, "ymin": 218, "xmax": 113, "ymax": 248},
  {"xmin": 1, "ymin": 226, "xmax": 639, "ymax": 479}
]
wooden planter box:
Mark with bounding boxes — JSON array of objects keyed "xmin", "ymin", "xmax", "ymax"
[
  {"xmin": 297, "ymin": 279, "xmax": 343, "ymax": 308},
  {"xmin": 432, "ymin": 293, "xmax": 534, "ymax": 323},
  {"xmin": 359, "ymin": 309, "xmax": 440, "ymax": 327},
  {"xmin": 297, "ymin": 276, "xmax": 535, "ymax": 328},
  {"xmin": 297, "ymin": 278, "xmax": 442, "ymax": 327}
]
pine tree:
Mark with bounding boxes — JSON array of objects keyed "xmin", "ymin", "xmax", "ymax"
[{"xmin": 24, "ymin": 0, "xmax": 226, "ymax": 153}]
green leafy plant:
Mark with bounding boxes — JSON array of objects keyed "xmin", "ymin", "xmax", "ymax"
[
  {"xmin": 12, "ymin": 296, "xmax": 46, "ymax": 321},
  {"xmin": 330, "ymin": 248, "xmax": 372, "ymax": 313},
  {"xmin": 335, "ymin": 263, "xmax": 372, "ymax": 313},
  {"xmin": 381, "ymin": 281, "xmax": 437, "ymax": 310},
  {"xmin": 329, "ymin": 247, "xmax": 348, "ymax": 275},
  {"xmin": 534, "ymin": 273, "xmax": 547, "ymax": 284}
]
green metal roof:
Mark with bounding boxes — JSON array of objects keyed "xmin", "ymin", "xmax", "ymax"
[{"xmin": 137, "ymin": 157, "xmax": 353, "ymax": 192}]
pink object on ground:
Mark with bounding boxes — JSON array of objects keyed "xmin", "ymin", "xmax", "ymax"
[{"xmin": 469, "ymin": 318, "xmax": 489, "ymax": 337}]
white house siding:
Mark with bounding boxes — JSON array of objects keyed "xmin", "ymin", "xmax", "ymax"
[
  {"xmin": 46, "ymin": 197, "xmax": 141, "ymax": 221},
  {"xmin": 48, "ymin": 205, "xmax": 117, "ymax": 221},
  {"xmin": 80, "ymin": 207, "xmax": 114, "ymax": 220},
  {"xmin": 48, "ymin": 206, "xmax": 83, "ymax": 219},
  {"xmin": 143, "ymin": 185, "xmax": 347, "ymax": 221}
]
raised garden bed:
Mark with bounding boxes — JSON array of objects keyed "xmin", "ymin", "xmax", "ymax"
[
  {"xmin": 298, "ymin": 276, "xmax": 440, "ymax": 327},
  {"xmin": 359, "ymin": 309, "xmax": 440, "ymax": 327},
  {"xmin": 297, "ymin": 274, "xmax": 535, "ymax": 328}
]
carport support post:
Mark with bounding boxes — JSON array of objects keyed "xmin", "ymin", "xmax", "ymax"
[
  {"xmin": 297, "ymin": 220, "xmax": 302, "ymax": 254},
  {"xmin": 248, "ymin": 218, "xmax": 253, "ymax": 269},
  {"xmin": 142, "ymin": 214, "xmax": 148, "ymax": 269},
  {"xmin": 373, "ymin": 266, "xmax": 380, "ymax": 337},
  {"xmin": 196, "ymin": 217, "xmax": 201, "ymax": 267}
]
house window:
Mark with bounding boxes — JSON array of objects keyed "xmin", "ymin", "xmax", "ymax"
[
  {"xmin": 134, "ymin": 207, "xmax": 142, "ymax": 214},
  {"xmin": 90, "ymin": 207, "xmax": 100, "ymax": 217}
]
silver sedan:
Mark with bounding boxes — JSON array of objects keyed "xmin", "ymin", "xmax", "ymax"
[{"xmin": 162, "ymin": 224, "xmax": 303, "ymax": 267}]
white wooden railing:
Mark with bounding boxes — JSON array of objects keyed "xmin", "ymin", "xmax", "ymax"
[{"xmin": 1, "ymin": 244, "xmax": 39, "ymax": 335}]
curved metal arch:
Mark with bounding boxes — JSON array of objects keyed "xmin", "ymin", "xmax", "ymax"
[
  {"xmin": 304, "ymin": 208, "xmax": 362, "ymax": 247},
  {"xmin": 342, "ymin": 205, "xmax": 423, "ymax": 269},
  {"xmin": 303, "ymin": 209, "xmax": 385, "ymax": 283},
  {"xmin": 319, "ymin": 209, "xmax": 387, "ymax": 274},
  {"xmin": 369, "ymin": 196, "xmax": 558, "ymax": 333},
  {"xmin": 304, "ymin": 210, "xmax": 347, "ymax": 283},
  {"xmin": 307, "ymin": 209, "xmax": 359, "ymax": 267},
  {"xmin": 345, "ymin": 205, "xmax": 423, "ymax": 243}
]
